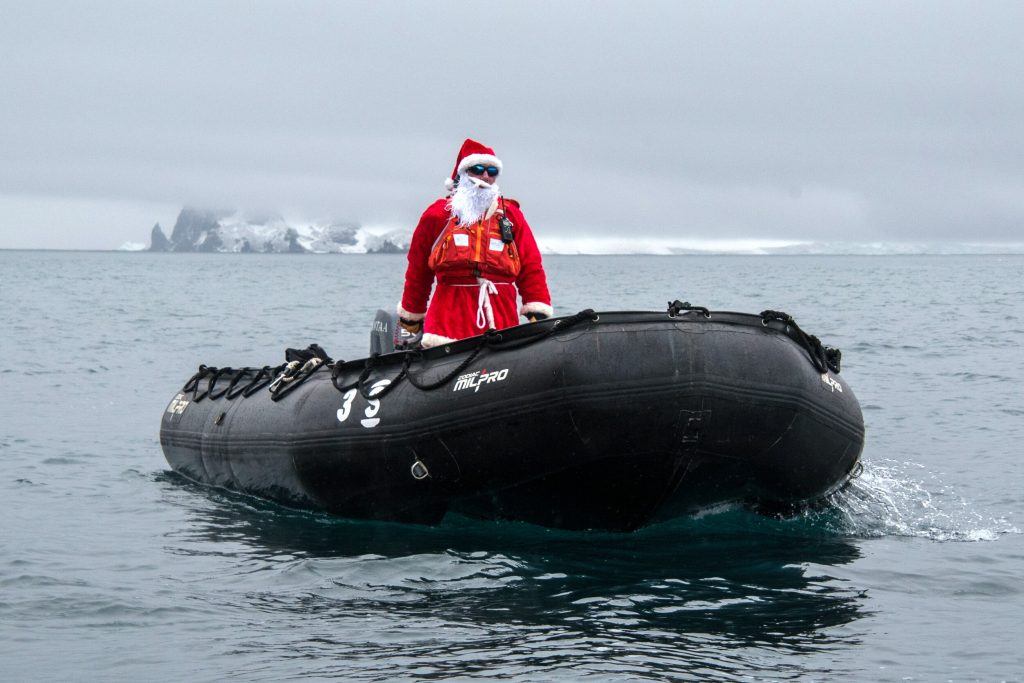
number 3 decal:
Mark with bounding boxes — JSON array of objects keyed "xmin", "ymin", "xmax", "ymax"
[
  {"xmin": 336, "ymin": 389, "xmax": 357, "ymax": 423},
  {"xmin": 336, "ymin": 380, "xmax": 391, "ymax": 429}
]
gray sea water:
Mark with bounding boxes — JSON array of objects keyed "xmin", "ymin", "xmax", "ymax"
[{"xmin": 1, "ymin": 251, "xmax": 1022, "ymax": 681}]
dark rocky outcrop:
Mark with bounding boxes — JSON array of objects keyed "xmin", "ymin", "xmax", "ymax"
[
  {"xmin": 372, "ymin": 239, "xmax": 406, "ymax": 254},
  {"xmin": 149, "ymin": 223, "xmax": 171, "ymax": 252},
  {"xmin": 327, "ymin": 223, "xmax": 359, "ymax": 245},
  {"xmin": 168, "ymin": 208, "xmax": 228, "ymax": 252},
  {"xmin": 285, "ymin": 228, "xmax": 306, "ymax": 253}
]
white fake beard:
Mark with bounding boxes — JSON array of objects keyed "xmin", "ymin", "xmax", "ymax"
[{"xmin": 447, "ymin": 173, "xmax": 500, "ymax": 224}]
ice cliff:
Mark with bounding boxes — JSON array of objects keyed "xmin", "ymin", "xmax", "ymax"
[{"xmin": 148, "ymin": 208, "xmax": 410, "ymax": 254}]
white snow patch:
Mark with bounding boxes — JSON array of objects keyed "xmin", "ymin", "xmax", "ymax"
[
  {"xmin": 536, "ymin": 235, "xmax": 807, "ymax": 255},
  {"xmin": 535, "ymin": 235, "xmax": 1024, "ymax": 255}
]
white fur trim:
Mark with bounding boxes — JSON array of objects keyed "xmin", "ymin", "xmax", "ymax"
[
  {"xmin": 457, "ymin": 153, "xmax": 502, "ymax": 175},
  {"xmin": 397, "ymin": 304, "xmax": 425, "ymax": 321},
  {"xmin": 422, "ymin": 332, "xmax": 457, "ymax": 348},
  {"xmin": 521, "ymin": 302, "xmax": 554, "ymax": 318},
  {"xmin": 444, "ymin": 177, "xmax": 455, "ymax": 191}
]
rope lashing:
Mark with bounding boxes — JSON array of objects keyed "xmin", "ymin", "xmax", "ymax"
[
  {"xmin": 405, "ymin": 328, "xmax": 503, "ymax": 391},
  {"xmin": 185, "ymin": 310, "xmax": 605, "ymax": 404},
  {"xmin": 667, "ymin": 300, "xmax": 711, "ymax": 318},
  {"xmin": 332, "ymin": 308, "xmax": 601, "ymax": 396},
  {"xmin": 759, "ymin": 309, "xmax": 842, "ymax": 374},
  {"xmin": 331, "ymin": 352, "xmax": 409, "ymax": 400},
  {"xmin": 177, "ymin": 305, "xmax": 843, "ymax": 407},
  {"xmin": 183, "ymin": 363, "xmax": 290, "ymax": 402}
]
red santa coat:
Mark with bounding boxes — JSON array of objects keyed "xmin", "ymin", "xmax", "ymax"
[{"xmin": 399, "ymin": 197, "xmax": 553, "ymax": 347}]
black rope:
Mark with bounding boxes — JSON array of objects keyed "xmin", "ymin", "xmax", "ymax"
[
  {"xmin": 184, "ymin": 310, "xmax": 601, "ymax": 402},
  {"xmin": 330, "ymin": 353, "xmax": 410, "ymax": 400},
  {"xmin": 206, "ymin": 367, "xmax": 240, "ymax": 400},
  {"xmin": 182, "ymin": 365, "xmax": 208, "ymax": 400},
  {"xmin": 667, "ymin": 300, "xmax": 711, "ymax": 318},
  {"xmin": 182, "ymin": 363, "xmax": 288, "ymax": 402},
  {"xmin": 183, "ymin": 365, "xmax": 215, "ymax": 402},
  {"xmin": 405, "ymin": 331, "xmax": 496, "ymax": 391},
  {"xmin": 227, "ymin": 367, "xmax": 266, "ymax": 400},
  {"xmin": 331, "ymin": 353, "xmax": 380, "ymax": 394},
  {"xmin": 824, "ymin": 347, "xmax": 842, "ymax": 374},
  {"xmin": 488, "ymin": 308, "xmax": 599, "ymax": 352},
  {"xmin": 219, "ymin": 368, "xmax": 250, "ymax": 400},
  {"xmin": 759, "ymin": 309, "xmax": 840, "ymax": 374},
  {"xmin": 180, "ymin": 306, "xmax": 842, "ymax": 406},
  {"xmin": 241, "ymin": 365, "xmax": 284, "ymax": 397},
  {"xmin": 330, "ymin": 360, "xmax": 358, "ymax": 393},
  {"xmin": 402, "ymin": 309, "xmax": 599, "ymax": 390},
  {"xmin": 328, "ymin": 309, "xmax": 600, "ymax": 397},
  {"xmin": 359, "ymin": 355, "xmax": 409, "ymax": 400}
]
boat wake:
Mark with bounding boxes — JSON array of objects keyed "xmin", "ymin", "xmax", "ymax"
[{"xmin": 810, "ymin": 459, "xmax": 1019, "ymax": 542}]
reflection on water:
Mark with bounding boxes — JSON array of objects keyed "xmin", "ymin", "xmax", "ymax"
[{"xmin": 159, "ymin": 473, "xmax": 866, "ymax": 679}]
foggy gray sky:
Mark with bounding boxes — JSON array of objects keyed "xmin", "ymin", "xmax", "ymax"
[{"xmin": 2, "ymin": 1, "xmax": 1023, "ymax": 249}]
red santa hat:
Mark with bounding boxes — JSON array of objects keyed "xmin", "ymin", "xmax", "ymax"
[{"xmin": 444, "ymin": 138, "xmax": 503, "ymax": 192}]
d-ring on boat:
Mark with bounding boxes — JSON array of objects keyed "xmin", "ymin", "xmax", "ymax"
[{"xmin": 160, "ymin": 300, "xmax": 864, "ymax": 531}]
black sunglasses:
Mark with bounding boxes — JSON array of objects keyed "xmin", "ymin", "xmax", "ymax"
[{"xmin": 467, "ymin": 164, "xmax": 500, "ymax": 177}]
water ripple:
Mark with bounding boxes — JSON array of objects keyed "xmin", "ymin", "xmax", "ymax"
[{"xmin": 3, "ymin": 252, "xmax": 1024, "ymax": 681}]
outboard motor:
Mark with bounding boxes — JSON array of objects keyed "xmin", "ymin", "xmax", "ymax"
[
  {"xmin": 369, "ymin": 309, "xmax": 396, "ymax": 355},
  {"xmin": 369, "ymin": 309, "xmax": 423, "ymax": 354}
]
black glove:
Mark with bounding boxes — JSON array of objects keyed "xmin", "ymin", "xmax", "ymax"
[
  {"xmin": 395, "ymin": 317, "xmax": 423, "ymax": 350},
  {"xmin": 398, "ymin": 316, "xmax": 423, "ymax": 333}
]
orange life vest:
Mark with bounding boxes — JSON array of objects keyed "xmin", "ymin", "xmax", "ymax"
[{"xmin": 427, "ymin": 208, "xmax": 521, "ymax": 279}]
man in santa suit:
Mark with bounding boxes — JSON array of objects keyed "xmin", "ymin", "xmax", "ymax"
[{"xmin": 397, "ymin": 139, "xmax": 553, "ymax": 348}]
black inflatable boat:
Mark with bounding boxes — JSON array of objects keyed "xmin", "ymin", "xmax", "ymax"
[{"xmin": 160, "ymin": 302, "xmax": 864, "ymax": 531}]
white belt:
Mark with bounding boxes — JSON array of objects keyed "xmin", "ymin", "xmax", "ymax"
[{"xmin": 450, "ymin": 277, "xmax": 511, "ymax": 329}]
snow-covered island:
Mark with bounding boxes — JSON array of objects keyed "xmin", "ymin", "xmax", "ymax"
[
  {"xmin": 140, "ymin": 207, "xmax": 1024, "ymax": 256},
  {"xmin": 148, "ymin": 208, "xmax": 411, "ymax": 254}
]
